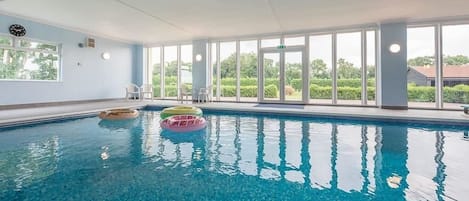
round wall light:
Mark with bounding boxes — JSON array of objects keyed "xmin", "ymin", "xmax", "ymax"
[
  {"xmin": 101, "ymin": 52, "xmax": 111, "ymax": 60},
  {"xmin": 389, "ymin": 44, "xmax": 401, "ymax": 53},
  {"xmin": 195, "ymin": 54, "xmax": 202, "ymax": 62}
]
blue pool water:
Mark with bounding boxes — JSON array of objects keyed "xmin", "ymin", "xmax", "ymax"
[{"xmin": 0, "ymin": 110, "xmax": 468, "ymax": 201}]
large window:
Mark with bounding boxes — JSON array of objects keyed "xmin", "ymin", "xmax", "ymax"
[
  {"xmin": 163, "ymin": 46, "xmax": 178, "ymax": 99},
  {"xmin": 407, "ymin": 26, "xmax": 436, "ymax": 108},
  {"xmin": 180, "ymin": 45, "xmax": 192, "ymax": 95},
  {"xmin": 442, "ymin": 24, "xmax": 469, "ymax": 109},
  {"xmin": 337, "ymin": 32, "xmax": 362, "ymax": 105},
  {"xmin": 149, "ymin": 47, "xmax": 161, "ymax": 97},
  {"xmin": 219, "ymin": 42, "xmax": 237, "ymax": 101},
  {"xmin": 309, "ymin": 34, "xmax": 333, "ymax": 104},
  {"xmin": 0, "ymin": 35, "xmax": 60, "ymax": 81},
  {"xmin": 239, "ymin": 40, "xmax": 258, "ymax": 102},
  {"xmin": 366, "ymin": 30, "xmax": 376, "ymax": 105}
]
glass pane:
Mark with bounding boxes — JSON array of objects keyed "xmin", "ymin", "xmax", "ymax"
[
  {"xmin": 337, "ymin": 32, "xmax": 362, "ymax": 105},
  {"xmin": 0, "ymin": 49, "xmax": 58, "ymax": 80},
  {"xmin": 19, "ymin": 40, "xmax": 57, "ymax": 52},
  {"xmin": 0, "ymin": 36, "xmax": 12, "ymax": 46},
  {"xmin": 407, "ymin": 27, "xmax": 435, "ymax": 108},
  {"xmin": 442, "ymin": 24, "xmax": 469, "ymax": 109},
  {"xmin": 180, "ymin": 44, "xmax": 192, "ymax": 95},
  {"xmin": 240, "ymin": 40, "xmax": 258, "ymax": 102},
  {"xmin": 164, "ymin": 46, "xmax": 178, "ymax": 99},
  {"xmin": 309, "ymin": 34, "xmax": 332, "ymax": 104},
  {"xmin": 263, "ymin": 52, "xmax": 280, "ymax": 101},
  {"xmin": 261, "ymin": 38, "xmax": 280, "ymax": 48},
  {"xmin": 211, "ymin": 43, "xmax": 218, "ymax": 100},
  {"xmin": 366, "ymin": 31, "xmax": 376, "ymax": 105},
  {"xmin": 219, "ymin": 42, "xmax": 237, "ymax": 101},
  {"xmin": 284, "ymin": 36, "xmax": 305, "ymax": 46},
  {"xmin": 150, "ymin": 47, "xmax": 161, "ymax": 97},
  {"xmin": 285, "ymin": 51, "xmax": 303, "ymax": 101}
]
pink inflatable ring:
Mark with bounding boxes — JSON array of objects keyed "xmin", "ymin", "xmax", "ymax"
[{"xmin": 160, "ymin": 115, "xmax": 207, "ymax": 132}]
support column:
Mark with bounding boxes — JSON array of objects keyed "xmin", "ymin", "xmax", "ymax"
[
  {"xmin": 192, "ymin": 40, "xmax": 209, "ymax": 101},
  {"xmin": 378, "ymin": 22, "xmax": 408, "ymax": 109}
]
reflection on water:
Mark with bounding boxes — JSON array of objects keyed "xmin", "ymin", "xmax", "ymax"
[{"xmin": 0, "ymin": 111, "xmax": 469, "ymax": 200}]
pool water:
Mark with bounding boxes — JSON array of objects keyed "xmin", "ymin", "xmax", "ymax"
[{"xmin": 0, "ymin": 110, "xmax": 468, "ymax": 200}]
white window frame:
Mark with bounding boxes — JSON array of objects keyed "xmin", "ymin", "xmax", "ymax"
[{"xmin": 0, "ymin": 34, "xmax": 62, "ymax": 82}]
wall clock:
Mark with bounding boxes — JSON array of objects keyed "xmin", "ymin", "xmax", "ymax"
[{"xmin": 9, "ymin": 24, "xmax": 26, "ymax": 37}]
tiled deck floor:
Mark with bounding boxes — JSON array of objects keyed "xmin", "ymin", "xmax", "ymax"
[{"xmin": 0, "ymin": 99, "xmax": 468, "ymax": 127}]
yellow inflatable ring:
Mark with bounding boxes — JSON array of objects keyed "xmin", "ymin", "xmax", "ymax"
[
  {"xmin": 160, "ymin": 106, "xmax": 203, "ymax": 119},
  {"xmin": 99, "ymin": 109, "xmax": 139, "ymax": 120}
]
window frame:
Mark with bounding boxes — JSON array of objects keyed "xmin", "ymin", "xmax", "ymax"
[{"xmin": 0, "ymin": 34, "xmax": 62, "ymax": 82}]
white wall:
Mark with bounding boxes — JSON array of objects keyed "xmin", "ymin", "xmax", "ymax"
[{"xmin": 0, "ymin": 14, "xmax": 138, "ymax": 105}]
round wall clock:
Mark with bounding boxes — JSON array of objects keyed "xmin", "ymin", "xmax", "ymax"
[{"xmin": 9, "ymin": 24, "xmax": 26, "ymax": 37}]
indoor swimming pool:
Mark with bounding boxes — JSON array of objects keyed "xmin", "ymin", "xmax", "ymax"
[{"xmin": 0, "ymin": 109, "xmax": 468, "ymax": 200}]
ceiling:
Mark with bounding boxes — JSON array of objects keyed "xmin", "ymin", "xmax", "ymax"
[{"xmin": 1, "ymin": 0, "xmax": 469, "ymax": 45}]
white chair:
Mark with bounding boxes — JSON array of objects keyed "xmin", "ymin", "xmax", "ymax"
[
  {"xmin": 198, "ymin": 85, "xmax": 212, "ymax": 103},
  {"xmin": 125, "ymin": 84, "xmax": 140, "ymax": 100},
  {"xmin": 140, "ymin": 84, "xmax": 154, "ymax": 101},
  {"xmin": 179, "ymin": 84, "xmax": 192, "ymax": 103}
]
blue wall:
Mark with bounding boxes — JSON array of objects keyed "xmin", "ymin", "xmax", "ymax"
[
  {"xmin": 0, "ymin": 14, "xmax": 140, "ymax": 105},
  {"xmin": 191, "ymin": 40, "xmax": 208, "ymax": 100},
  {"xmin": 379, "ymin": 22, "xmax": 408, "ymax": 108}
]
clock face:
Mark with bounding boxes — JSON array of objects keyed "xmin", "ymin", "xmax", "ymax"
[{"xmin": 9, "ymin": 24, "xmax": 26, "ymax": 37}]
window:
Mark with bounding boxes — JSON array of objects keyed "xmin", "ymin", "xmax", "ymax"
[
  {"xmin": 239, "ymin": 40, "xmax": 258, "ymax": 102},
  {"xmin": 163, "ymin": 46, "xmax": 178, "ymax": 99},
  {"xmin": 180, "ymin": 45, "xmax": 192, "ymax": 94},
  {"xmin": 309, "ymin": 34, "xmax": 333, "ymax": 104},
  {"xmin": 219, "ymin": 41, "xmax": 237, "ymax": 101},
  {"xmin": 407, "ymin": 26, "xmax": 436, "ymax": 108},
  {"xmin": 0, "ymin": 35, "xmax": 60, "ymax": 81},
  {"xmin": 149, "ymin": 47, "xmax": 161, "ymax": 97},
  {"xmin": 336, "ymin": 32, "xmax": 362, "ymax": 105},
  {"xmin": 366, "ymin": 30, "xmax": 376, "ymax": 105},
  {"xmin": 442, "ymin": 24, "xmax": 469, "ymax": 109}
]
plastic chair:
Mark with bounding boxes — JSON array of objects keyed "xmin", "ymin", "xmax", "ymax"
[
  {"xmin": 198, "ymin": 85, "xmax": 212, "ymax": 103},
  {"xmin": 140, "ymin": 84, "xmax": 154, "ymax": 101},
  {"xmin": 125, "ymin": 84, "xmax": 140, "ymax": 100},
  {"xmin": 179, "ymin": 84, "xmax": 192, "ymax": 103}
]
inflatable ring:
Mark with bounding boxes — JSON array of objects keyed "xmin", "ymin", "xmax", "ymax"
[
  {"xmin": 99, "ymin": 108, "xmax": 139, "ymax": 120},
  {"xmin": 160, "ymin": 115, "xmax": 207, "ymax": 132},
  {"xmin": 160, "ymin": 106, "xmax": 203, "ymax": 119}
]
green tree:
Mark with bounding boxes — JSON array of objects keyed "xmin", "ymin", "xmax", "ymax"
[
  {"xmin": 220, "ymin": 54, "xmax": 236, "ymax": 78},
  {"xmin": 240, "ymin": 53, "xmax": 257, "ymax": 78},
  {"xmin": 408, "ymin": 56, "xmax": 434, "ymax": 67},
  {"xmin": 367, "ymin": 65, "xmax": 376, "ymax": 78},
  {"xmin": 310, "ymin": 59, "xmax": 330, "ymax": 79},
  {"xmin": 164, "ymin": 60, "xmax": 178, "ymax": 76},
  {"xmin": 337, "ymin": 58, "xmax": 361, "ymax": 79},
  {"xmin": 444, "ymin": 55, "xmax": 469, "ymax": 65}
]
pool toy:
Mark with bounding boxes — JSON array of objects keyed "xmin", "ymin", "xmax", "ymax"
[
  {"xmin": 98, "ymin": 108, "xmax": 139, "ymax": 120},
  {"xmin": 160, "ymin": 106, "xmax": 203, "ymax": 119},
  {"xmin": 160, "ymin": 114, "xmax": 207, "ymax": 132}
]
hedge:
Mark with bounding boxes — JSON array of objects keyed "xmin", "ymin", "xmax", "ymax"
[
  {"xmin": 152, "ymin": 75, "xmax": 469, "ymax": 103},
  {"xmin": 309, "ymin": 85, "xmax": 375, "ymax": 100}
]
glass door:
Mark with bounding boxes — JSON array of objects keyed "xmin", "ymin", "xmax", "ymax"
[
  {"xmin": 259, "ymin": 48, "xmax": 305, "ymax": 103},
  {"xmin": 261, "ymin": 52, "xmax": 281, "ymax": 101}
]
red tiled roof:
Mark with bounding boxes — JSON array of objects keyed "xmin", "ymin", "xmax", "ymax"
[{"xmin": 412, "ymin": 65, "xmax": 469, "ymax": 78}]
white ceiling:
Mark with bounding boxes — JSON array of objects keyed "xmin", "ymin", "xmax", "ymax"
[{"xmin": 1, "ymin": 0, "xmax": 469, "ymax": 45}]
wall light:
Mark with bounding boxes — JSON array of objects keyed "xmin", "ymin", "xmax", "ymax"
[
  {"xmin": 195, "ymin": 54, "xmax": 202, "ymax": 62},
  {"xmin": 389, "ymin": 44, "xmax": 401, "ymax": 53},
  {"xmin": 101, "ymin": 52, "xmax": 111, "ymax": 60}
]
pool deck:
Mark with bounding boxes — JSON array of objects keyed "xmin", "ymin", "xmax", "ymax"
[{"xmin": 1, "ymin": 99, "xmax": 469, "ymax": 127}]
